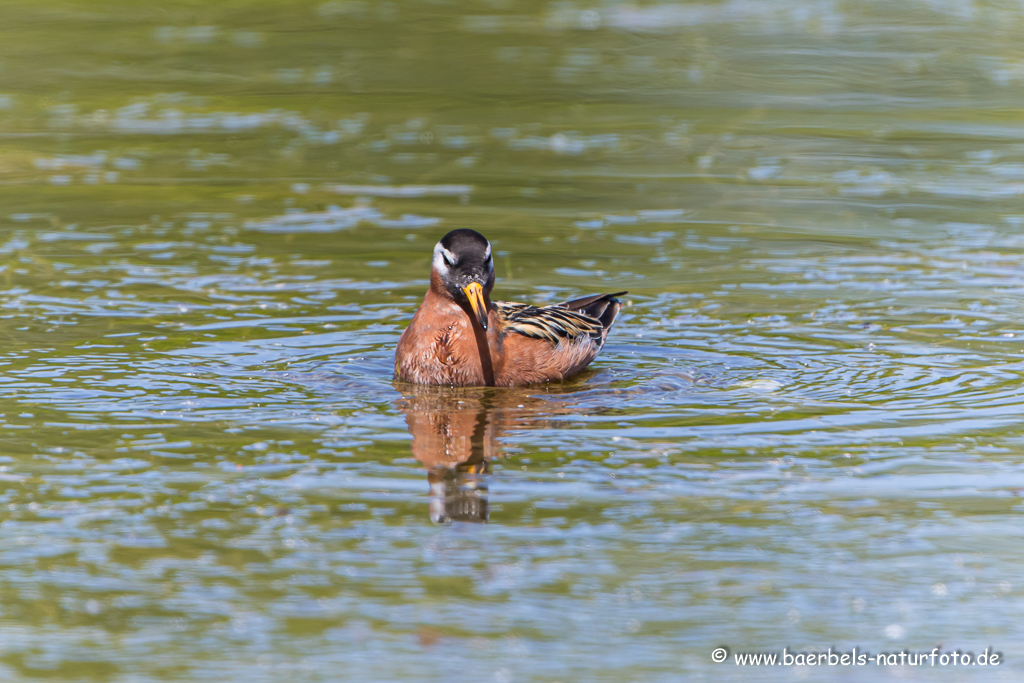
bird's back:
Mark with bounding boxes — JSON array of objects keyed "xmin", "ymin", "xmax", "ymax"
[{"xmin": 491, "ymin": 291, "xmax": 625, "ymax": 386}]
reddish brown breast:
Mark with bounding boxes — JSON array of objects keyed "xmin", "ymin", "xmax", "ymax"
[{"xmin": 395, "ymin": 289, "xmax": 493, "ymax": 386}]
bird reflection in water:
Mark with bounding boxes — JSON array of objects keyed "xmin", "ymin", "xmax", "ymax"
[
  {"xmin": 395, "ymin": 383, "xmax": 586, "ymax": 524},
  {"xmin": 396, "ymin": 385, "xmax": 498, "ymax": 524}
]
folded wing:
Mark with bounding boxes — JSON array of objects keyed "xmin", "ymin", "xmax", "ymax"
[{"xmin": 496, "ymin": 291, "xmax": 626, "ymax": 346}]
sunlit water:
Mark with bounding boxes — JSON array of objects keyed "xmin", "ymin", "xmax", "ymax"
[{"xmin": 2, "ymin": 1, "xmax": 1024, "ymax": 681}]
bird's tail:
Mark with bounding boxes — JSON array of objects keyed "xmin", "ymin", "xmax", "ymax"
[{"xmin": 560, "ymin": 291, "xmax": 626, "ymax": 342}]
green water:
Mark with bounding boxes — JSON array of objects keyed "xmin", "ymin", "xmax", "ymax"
[{"xmin": 2, "ymin": 1, "xmax": 1024, "ymax": 681}]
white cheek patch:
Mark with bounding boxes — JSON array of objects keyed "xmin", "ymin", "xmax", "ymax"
[
  {"xmin": 432, "ymin": 243, "xmax": 450, "ymax": 277},
  {"xmin": 483, "ymin": 242, "xmax": 491, "ymax": 259},
  {"xmin": 432, "ymin": 242, "xmax": 460, "ymax": 276}
]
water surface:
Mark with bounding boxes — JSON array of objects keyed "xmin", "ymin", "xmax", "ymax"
[{"xmin": 2, "ymin": 1, "xmax": 1024, "ymax": 681}]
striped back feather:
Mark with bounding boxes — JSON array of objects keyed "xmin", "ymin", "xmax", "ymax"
[{"xmin": 495, "ymin": 301, "xmax": 606, "ymax": 344}]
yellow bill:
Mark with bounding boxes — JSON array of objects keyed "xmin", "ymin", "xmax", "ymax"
[{"xmin": 462, "ymin": 282, "xmax": 489, "ymax": 330}]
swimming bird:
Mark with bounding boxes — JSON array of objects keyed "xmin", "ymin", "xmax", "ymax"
[{"xmin": 395, "ymin": 229, "xmax": 625, "ymax": 386}]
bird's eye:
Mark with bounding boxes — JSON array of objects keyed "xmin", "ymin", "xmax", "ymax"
[
  {"xmin": 443, "ymin": 252, "xmax": 456, "ymax": 267},
  {"xmin": 484, "ymin": 254, "xmax": 493, "ymax": 267}
]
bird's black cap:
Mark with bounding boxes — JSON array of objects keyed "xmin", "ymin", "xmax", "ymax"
[{"xmin": 439, "ymin": 229, "xmax": 490, "ymax": 262}]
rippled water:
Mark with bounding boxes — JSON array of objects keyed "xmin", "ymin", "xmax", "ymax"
[{"xmin": 3, "ymin": 1, "xmax": 1024, "ymax": 681}]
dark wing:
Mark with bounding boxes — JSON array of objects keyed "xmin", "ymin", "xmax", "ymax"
[
  {"xmin": 495, "ymin": 291, "xmax": 625, "ymax": 345},
  {"xmin": 560, "ymin": 291, "xmax": 626, "ymax": 333}
]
